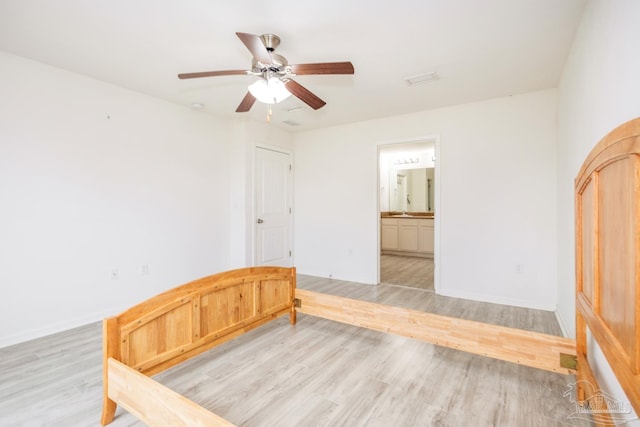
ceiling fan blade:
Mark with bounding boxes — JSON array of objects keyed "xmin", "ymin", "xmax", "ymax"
[
  {"xmin": 236, "ymin": 92, "xmax": 256, "ymax": 112},
  {"xmin": 236, "ymin": 32, "xmax": 272, "ymax": 65},
  {"xmin": 284, "ymin": 80, "xmax": 326, "ymax": 110},
  {"xmin": 178, "ymin": 70, "xmax": 247, "ymax": 79},
  {"xmin": 289, "ymin": 62, "xmax": 354, "ymax": 75}
]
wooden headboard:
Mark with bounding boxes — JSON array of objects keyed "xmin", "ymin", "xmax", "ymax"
[{"xmin": 575, "ymin": 117, "xmax": 640, "ymax": 416}]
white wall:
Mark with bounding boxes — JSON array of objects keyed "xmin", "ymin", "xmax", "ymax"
[
  {"xmin": 557, "ymin": 0, "xmax": 640, "ymax": 423},
  {"xmin": 0, "ymin": 52, "xmax": 236, "ymax": 347},
  {"xmin": 294, "ymin": 89, "xmax": 558, "ymax": 310},
  {"xmin": 0, "ymin": 51, "xmax": 293, "ymax": 348}
]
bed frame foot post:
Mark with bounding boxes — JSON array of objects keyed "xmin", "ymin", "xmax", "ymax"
[
  {"xmin": 575, "ymin": 311, "xmax": 586, "ymax": 402},
  {"xmin": 101, "ymin": 398, "xmax": 117, "ymax": 426},
  {"xmin": 102, "ymin": 317, "xmax": 120, "ymax": 425},
  {"xmin": 290, "ymin": 302, "xmax": 297, "ymax": 325},
  {"xmin": 290, "ymin": 267, "xmax": 297, "ymax": 325},
  {"xmin": 576, "ymin": 383, "xmax": 585, "ymax": 404}
]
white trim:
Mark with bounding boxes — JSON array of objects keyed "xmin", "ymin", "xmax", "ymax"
[
  {"xmin": 554, "ymin": 308, "xmax": 571, "ymax": 338},
  {"xmin": 432, "ymin": 135, "xmax": 441, "ymax": 293},
  {"xmin": 438, "ymin": 288, "xmax": 557, "ymax": 312},
  {"xmin": 0, "ymin": 308, "xmax": 114, "ymax": 348}
]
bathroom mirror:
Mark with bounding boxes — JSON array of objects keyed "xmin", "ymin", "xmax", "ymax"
[
  {"xmin": 379, "ymin": 141, "xmax": 435, "ymax": 213},
  {"xmin": 389, "ymin": 167, "xmax": 434, "ymax": 213}
]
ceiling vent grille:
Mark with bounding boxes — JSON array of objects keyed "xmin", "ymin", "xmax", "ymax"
[
  {"xmin": 282, "ymin": 120, "xmax": 300, "ymax": 127},
  {"xmin": 405, "ymin": 72, "xmax": 439, "ymax": 86}
]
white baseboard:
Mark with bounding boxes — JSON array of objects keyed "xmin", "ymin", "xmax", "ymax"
[
  {"xmin": 297, "ymin": 270, "xmax": 377, "ymax": 286},
  {"xmin": 554, "ymin": 309, "xmax": 572, "ymax": 338},
  {"xmin": 0, "ymin": 306, "xmax": 121, "ymax": 349},
  {"xmin": 437, "ymin": 287, "xmax": 556, "ymax": 311}
]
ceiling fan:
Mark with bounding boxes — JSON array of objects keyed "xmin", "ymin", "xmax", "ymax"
[{"xmin": 178, "ymin": 32, "xmax": 355, "ymax": 113}]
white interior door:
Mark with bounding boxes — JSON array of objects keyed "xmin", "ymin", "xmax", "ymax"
[{"xmin": 255, "ymin": 147, "xmax": 292, "ymax": 266}]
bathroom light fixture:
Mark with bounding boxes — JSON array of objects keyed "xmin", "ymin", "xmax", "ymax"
[
  {"xmin": 248, "ymin": 76, "xmax": 291, "ymax": 104},
  {"xmin": 392, "ymin": 157, "xmax": 420, "ymax": 165}
]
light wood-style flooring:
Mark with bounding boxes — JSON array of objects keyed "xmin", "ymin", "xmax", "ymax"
[
  {"xmin": 0, "ymin": 275, "xmax": 591, "ymax": 426},
  {"xmin": 380, "ymin": 254, "xmax": 434, "ymax": 291}
]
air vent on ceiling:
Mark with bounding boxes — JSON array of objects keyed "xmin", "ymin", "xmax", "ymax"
[
  {"xmin": 404, "ymin": 72, "xmax": 439, "ymax": 86},
  {"xmin": 282, "ymin": 120, "xmax": 300, "ymax": 127}
]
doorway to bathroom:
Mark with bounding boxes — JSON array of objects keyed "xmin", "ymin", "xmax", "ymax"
[{"xmin": 378, "ymin": 139, "xmax": 438, "ymax": 291}]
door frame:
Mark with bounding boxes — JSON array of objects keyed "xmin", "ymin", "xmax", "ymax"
[
  {"xmin": 252, "ymin": 144, "xmax": 294, "ymax": 267},
  {"xmin": 376, "ymin": 135, "xmax": 441, "ymax": 292}
]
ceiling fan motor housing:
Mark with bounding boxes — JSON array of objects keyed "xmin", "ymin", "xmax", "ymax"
[
  {"xmin": 260, "ymin": 34, "xmax": 280, "ymax": 52},
  {"xmin": 253, "ymin": 34, "xmax": 287, "ymax": 72},
  {"xmin": 252, "ymin": 53, "xmax": 288, "ymax": 73}
]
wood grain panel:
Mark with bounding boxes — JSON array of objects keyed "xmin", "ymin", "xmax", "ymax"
[
  {"xmin": 598, "ymin": 157, "xmax": 636, "ymax": 366},
  {"xmin": 260, "ymin": 279, "xmax": 291, "ymax": 316},
  {"xmin": 127, "ymin": 300, "xmax": 193, "ymax": 367},
  {"xmin": 578, "ymin": 178, "xmax": 595, "ymax": 306},
  {"xmin": 200, "ymin": 282, "xmax": 257, "ymax": 336}
]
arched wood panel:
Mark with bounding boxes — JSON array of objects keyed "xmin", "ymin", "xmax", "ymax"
[{"xmin": 575, "ymin": 117, "xmax": 640, "ymax": 416}]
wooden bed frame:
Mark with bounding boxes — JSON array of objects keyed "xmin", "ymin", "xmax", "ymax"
[
  {"xmin": 101, "ymin": 266, "xmax": 297, "ymax": 426},
  {"xmin": 101, "ymin": 118, "xmax": 640, "ymax": 426}
]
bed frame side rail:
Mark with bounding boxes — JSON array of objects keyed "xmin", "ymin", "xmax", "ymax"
[
  {"xmin": 106, "ymin": 357, "xmax": 235, "ymax": 427},
  {"xmin": 295, "ymin": 289, "xmax": 576, "ymax": 375}
]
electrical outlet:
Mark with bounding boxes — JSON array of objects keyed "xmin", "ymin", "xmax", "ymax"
[
  {"xmin": 516, "ymin": 264, "xmax": 524, "ymax": 274},
  {"xmin": 110, "ymin": 269, "xmax": 119, "ymax": 280},
  {"xmin": 141, "ymin": 264, "xmax": 149, "ymax": 275}
]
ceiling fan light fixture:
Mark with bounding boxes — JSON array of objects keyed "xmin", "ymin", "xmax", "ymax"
[{"xmin": 248, "ymin": 77, "xmax": 291, "ymax": 104}]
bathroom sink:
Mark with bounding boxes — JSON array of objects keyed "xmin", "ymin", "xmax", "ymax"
[{"xmin": 391, "ymin": 214, "xmax": 415, "ymax": 217}]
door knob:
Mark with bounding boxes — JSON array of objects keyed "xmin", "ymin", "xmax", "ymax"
[{"xmin": 257, "ymin": 218, "xmax": 264, "ymax": 224}]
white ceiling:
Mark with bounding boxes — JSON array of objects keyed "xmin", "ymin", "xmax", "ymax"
[{"xmin": 0, "ymin": 0, "xmax": 586, "ymax": 132}]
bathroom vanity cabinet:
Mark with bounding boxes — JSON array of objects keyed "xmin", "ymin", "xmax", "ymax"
[{"xmin": 381, "ymin": 217, "xmax": 434, "ymax": 257}]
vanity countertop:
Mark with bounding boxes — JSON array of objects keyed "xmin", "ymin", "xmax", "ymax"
[{"xmin": 381, "ymin": 212, "xmax": 434, "ymax": 219}]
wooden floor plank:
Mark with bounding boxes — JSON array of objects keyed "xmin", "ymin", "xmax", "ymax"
[{"xmin": 380, "ymin": 254, "xmax": 434, "ymax": 291}]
